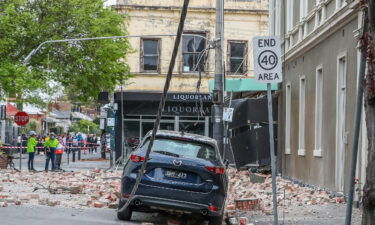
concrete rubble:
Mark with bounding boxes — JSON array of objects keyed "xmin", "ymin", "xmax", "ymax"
[{"xmin": 0, "ymin": 168, "xmax": 121, "ymax": 209}]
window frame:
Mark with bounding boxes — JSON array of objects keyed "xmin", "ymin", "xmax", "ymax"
[
  {"xmin": 140, "ymin": 38, "xmax": 161, "ymax": 73},
  {"xmin": 285, "ymin": 83, "xmax": 292, "ymax": 155},
  {"xmin": 298, "ymin": 75, "xmax": 306, "ymax": 156},
  {"xmin": 181, "ymin": 32, "xmax": 208, "ymax": 73},
  {"xmin": 314, "ymin": 65, "xmax": 323, "ymax": 157},
  {"xmin": 227, "ymin": 40, "xmax": 248, "ymax": 76}
]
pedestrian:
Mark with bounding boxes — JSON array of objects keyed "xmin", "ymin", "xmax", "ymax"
[
  {"xmin": 44, "ymin": 132, "xmax": 58, "ymax": 171},
  {"xmin": 72, "ymin": 135, "xmax": 78, "ymax": 162},
  {"xmin": 55, "ymin": 142, "xmax": 64, "ymax": 170},
  {"xmin": 17, "ymin": 134, "xmax": 21, "ymax": 153},
  {"xmin": 21, "ymin": 134, "xmax": 27, "ymax": 153},
  {"xmin": 36, "ymin": 136, "xmax": 44, "ymax": 155},
  {"xmin": 27, "ymin": 131, "xmax": 38, "ymax": 171},
  {"xmin": 77, "ymin": 132, "xmax": 83, "ymax": 160},
  {"xmin": 87, "ymin": 134, "xmax": 93, "ymax": 154}
]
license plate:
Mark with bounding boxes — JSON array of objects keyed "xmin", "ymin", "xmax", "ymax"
[{"xmin": 165, "ymin": 170, "xmax": 187, "ymax": 179}]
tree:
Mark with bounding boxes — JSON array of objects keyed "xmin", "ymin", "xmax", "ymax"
[
  {"xmin": 362, "ymin": 2, "xmax": 375, "ymax": 224},
  {"xmin": 0, "ymin": 0, "xmax": 131, "ymax": 105},
  {"xmin": 70, "ymin": 119, "xmax": 100, "ymax": 135},
  {"xmin": 23, "ymin": 118, "xmax": 41, "ymax": 134}
]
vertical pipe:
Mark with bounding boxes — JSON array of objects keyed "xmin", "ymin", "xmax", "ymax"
[
  {"xmin": 344, "ymin": 11, "xmax": 367, "ymax": 225},
  {"xmin": 267, "ymin": 83, "xmax": 279, "ymax": 225}
]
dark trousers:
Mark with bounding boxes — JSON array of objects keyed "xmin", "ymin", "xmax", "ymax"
[
  {"xmin": 55, "ymin": 154, "xmax": 62, "ymax": 169},
  {"xmin": 45, "ymin": 148, "xmax": 56, "ymax": 170},
  {"xmin": 72, "ymin": 148, "xmax": 76, "ymax": 162},
  {"xmin": 78, "ymin": 143, "xmax": 82, "ymax": 160},
  {"xmin": 28, "ymin": 152, "xmax": 35, "ymax": 170}
]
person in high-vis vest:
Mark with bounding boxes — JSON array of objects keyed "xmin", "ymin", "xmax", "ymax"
[
  {"xmin": 27, "ymin": 131, "xmax": 38, "ymax": 171},
  {"xmin": 55, "ymin": 141, "xmax": 64, "ymax": 170},
  {"xmin": 44, "ymin": 133, "xmax": 58, "ymax": 171}
]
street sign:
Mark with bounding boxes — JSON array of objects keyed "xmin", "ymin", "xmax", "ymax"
[
  {"xmin": 0, "ymin": 105, "xmax": 6, "ymax": 120},
  {"xmin": 223, "ymin": 107, "xmax": 234, "ymax": 122},
  {"xmin": 14, "ymin": 111, "xmax": 29, "ymax": 126},
  {"xmin": 100, "ymin": 118, "xmax": 105, "ymax": 130},
  {"xmin": 107, "ymin": 118, "xmax": 115, "ymax": 127},
  {"xmin": 253, "ymin": 36, "xmax": 282, "ymax": 83},
  {"xmin": 100, "ymin": 108, "xmax": 107, "ymax": 118}
]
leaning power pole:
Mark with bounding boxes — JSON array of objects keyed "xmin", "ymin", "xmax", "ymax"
[{"xmin": 213, "ymin": 0, "xmax": 225, "ymax": 157}]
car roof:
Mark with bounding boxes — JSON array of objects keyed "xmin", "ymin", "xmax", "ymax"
[{"xmin": 144, "ymin": 130, "xmax": 218, "ymax": 147}]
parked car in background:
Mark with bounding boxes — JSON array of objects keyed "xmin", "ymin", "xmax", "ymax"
[{"xmin": 118, "ymin": 130, "xmax": 228, "ymax": 225}]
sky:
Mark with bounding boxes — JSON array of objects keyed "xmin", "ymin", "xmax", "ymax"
[{"xmin": 104, "ymin": 0, "xmax": 116, "ymax": 6}]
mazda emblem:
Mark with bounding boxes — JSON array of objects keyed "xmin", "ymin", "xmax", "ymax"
[{"xmin": 173, "ymin": 159, "xmax": 182, "ymax": 166}]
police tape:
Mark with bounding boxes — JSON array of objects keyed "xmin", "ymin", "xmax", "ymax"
[{"xmin": 1, "ymin": 145, "xmax": 103, "ymax": 150}]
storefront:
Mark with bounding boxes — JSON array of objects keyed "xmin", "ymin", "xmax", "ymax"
[{"xmin": 114, "ymin": 91, "xmax": 213, "ymax": 160}]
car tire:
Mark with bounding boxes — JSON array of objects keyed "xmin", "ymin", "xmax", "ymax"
[
  {"xmin": 209, "ymin": 214, "xmax": 223, "ymax": 225},
  {"xmin": 117, "ymin": 201, "xmax": 132, "ymax": 221}
]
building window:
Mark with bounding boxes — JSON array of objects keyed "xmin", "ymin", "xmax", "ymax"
[
  {"xmin": 182, "ymin": 33, "xmax": 207, "ymax": 72},
  {"xmin": 228, "ymin": 41, "xmax": 247, "ymax": 75},
  {"xmin": 141, "ymin": 39, "xmax": 160, "ymax": 72},
  {"xmin": 285, "ymin": 83, "xmax": 292, "ymax": 155},
  {"xmin": 298, "ymin": 76, "xmax": 306, "ymax": 156},
  {"xmin": 286, "ymin": 0, "xmax": 294, "ymax": 32},
  {"xmin": 314, "ymin": 66, "xmax": 323, "ymax": 157},
  {"xmin": 300, "ymin": 0, "xmax": 308, "ymax": 20}
]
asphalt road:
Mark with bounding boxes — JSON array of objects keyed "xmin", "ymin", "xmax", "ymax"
[{"xmin": 0, "ymin": 205, "xmax": 164, "ymax": 225}]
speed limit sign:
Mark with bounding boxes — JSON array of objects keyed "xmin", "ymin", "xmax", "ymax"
[{"xmin": 253, "ymin": 36, "xmax": 282, "ymax": 83}]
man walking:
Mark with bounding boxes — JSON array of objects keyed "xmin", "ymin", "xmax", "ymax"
[
  {"xmin": 44, "ymin": 133, "xmax": 58, "ymax": 171},
  {"xmin": 77, "ymin": 132, "xmax": 83, "ymax": 160},
  {"xmin": 27, "ymin": 131, "xmax": 37, "ymax": 171}
]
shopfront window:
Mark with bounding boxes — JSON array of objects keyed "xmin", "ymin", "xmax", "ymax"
[{"xmin": 182, "ymin": 33, "xmax": 206, "ymax": 72}]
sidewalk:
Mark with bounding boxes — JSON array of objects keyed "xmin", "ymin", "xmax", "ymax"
[{"xmin": 12, "ymin": 150, "xmax": 112, "ymax": 172}]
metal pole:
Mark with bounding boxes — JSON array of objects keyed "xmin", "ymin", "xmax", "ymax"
[
  {"xmin": 344, "ymin": 10, "xmax": 367, "ymax": 225},
  {"xmin": 267, "ymin": 83, "xmax": 279, "ymax": 225},
  {"xmin": 109, "ymin": 109, "xmax": 115, "ymax": 168},
  {"xmin": 213, "ymin": 0, "xmax": 225, "ymax": 157},
  {"xmin": 19, "ymin": 127, "xmax": 22, "ymax": 171}
]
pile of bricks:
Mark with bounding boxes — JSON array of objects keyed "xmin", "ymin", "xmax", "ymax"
[
  {"xmin": 225, "ymin": 168, "xmax": 345, "ymax": 217},
  {"xmin": 0, "ymin": 168, "xmax": 121, "ymax": 209}
]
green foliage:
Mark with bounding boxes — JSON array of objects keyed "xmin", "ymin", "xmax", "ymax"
[
  {"xmin": 70, "ymin": 119, "xmax": 100, "ymax": 135},
  {"xmin": 0, "ymin": 0, "xmax": 130, "ymax": 104},
  {"xmin": 23, "ymin": 118, "xmax": 41, "ymax": 134}
]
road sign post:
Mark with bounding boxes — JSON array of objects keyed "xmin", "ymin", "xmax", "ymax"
[
  {"xmin": 253, "ymin": 36, "xmax": 282, "ymax": 225},
  {"xmin": 14, "ymin": 112, "xmax": 30, "ymax": 171}
]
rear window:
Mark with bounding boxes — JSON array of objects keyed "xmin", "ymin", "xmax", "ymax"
[{"xmin": 141, "ymin": 138, "xmax": 217, "ymax": 161}]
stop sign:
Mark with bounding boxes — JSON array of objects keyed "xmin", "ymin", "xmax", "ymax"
[{"xmin": 14, "ymin": 111, "xmax": 30, "ymax": 126}]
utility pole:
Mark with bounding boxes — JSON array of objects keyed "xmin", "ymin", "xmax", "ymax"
[{"xmin": 213, "ymin": 0, "xmax": 225, "ymax": 157}]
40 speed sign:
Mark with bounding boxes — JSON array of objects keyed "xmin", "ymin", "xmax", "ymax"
[{"xmin": 253, "ymin": 36, "xmax": 282, "ymax": 83}]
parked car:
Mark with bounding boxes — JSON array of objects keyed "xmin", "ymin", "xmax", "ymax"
[{"xmin": 118, "ymin": 130, "xmax": 228, "ymax": 225}]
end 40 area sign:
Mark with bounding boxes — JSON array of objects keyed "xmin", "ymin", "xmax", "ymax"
[{"xmin": 253, "ymin": 36, "xmax": 282, "ymax": 83}]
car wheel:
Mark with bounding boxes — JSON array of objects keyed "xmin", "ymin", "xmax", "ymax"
[
  {"xmin": 117, "ymin": 201, "xmax": 132, "ymax": 221},
  {"xmin": 209, "ymin": 214, "xmax": 223, "ymax": 225}
]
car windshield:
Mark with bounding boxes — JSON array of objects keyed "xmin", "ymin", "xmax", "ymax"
[{"xmin": 141, "ymin": 138, "xmax": 217, "ymax": 161}]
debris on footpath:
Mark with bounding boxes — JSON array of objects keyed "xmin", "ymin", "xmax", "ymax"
[
  {"xmin": 0, "ymin": 168, "xmax": 121, "ymax": 209},
  {"xmin": 225, "ymin": 168, "xmax": 345, "ymax": 223}
]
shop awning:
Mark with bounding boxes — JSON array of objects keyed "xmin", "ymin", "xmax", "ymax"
[{"xmin": 209, "ymin": 78, "xmax": 279, "ymax": 92}]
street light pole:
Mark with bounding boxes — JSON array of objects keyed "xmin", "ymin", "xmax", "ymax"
[{"xmin": 213, "ymin": 0, "xmax": 225, "ymax": 157}]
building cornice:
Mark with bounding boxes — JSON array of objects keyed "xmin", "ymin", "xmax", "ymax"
[
  {"xmin": 114, "ymin": 4, "xmax": 268, "ymax": 15},
  {"xmin": 283, "ymin": 1, "xmax": 359, "ymax": 63}
]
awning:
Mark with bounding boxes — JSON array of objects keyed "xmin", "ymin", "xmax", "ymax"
[
  {"xmin": 209, "ymin": 78, "xmax": 278, "ymax": 92},
  {"xmin": 71, "ymin": 112, "xmax": 93, "ymax": 121}
]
